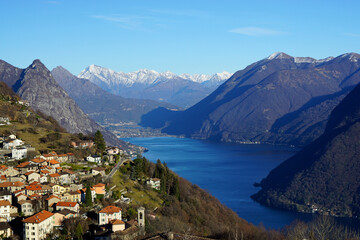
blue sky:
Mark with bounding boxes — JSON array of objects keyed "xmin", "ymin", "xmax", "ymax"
[{"xmin": 1, "ymin": 0, "xmax": 360, "ymax": 75}]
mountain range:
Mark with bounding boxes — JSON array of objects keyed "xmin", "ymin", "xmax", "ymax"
[
  {"xmin": 0, "ymin": 59, "xmax": 127, "ymax": 147},
  {"xmin": 141, "ymin": 52, "xmax": 360, "ymax": 147},
  {"xmin": 78, "ymin": 65, "xmax": 231, "ymax": 108},
  {"xmin": 252, "ymin": 80, "xmax": 360, "ymax": 217},
  {"xmin": 51, "ymin": 66, "xmax": 178, "ymax": 125}
]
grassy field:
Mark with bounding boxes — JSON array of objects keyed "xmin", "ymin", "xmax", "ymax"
[
  {"xmin": 110, "ymin": 170, "xmax": 163, "ymax": 210},
  {"xmin": 0, "ymin": 121, "xmax": 73, "ymax": 153}
]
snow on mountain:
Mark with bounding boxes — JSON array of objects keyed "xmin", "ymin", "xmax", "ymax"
[
  {"xmin": 78, "ymin": 65, "xmax": 231, "ymax": 87},
  {"xmin": 266, "ymin": 52, "xmax": 335, "ymax": 65},
  {"xmin": 78, "ymin": 65, "xmax": 232, "ymax": 108}
]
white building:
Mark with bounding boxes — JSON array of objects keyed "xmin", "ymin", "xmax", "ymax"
[
  {"xmin": 0, "ymin": 191, "xmax": 12, "ymax": 204},
  {"xmin": 0, "ymin": 200, "xmax": 10, "ymax": 221},
  {"xmin": 98, "ymin": 205, "xmax": 122, "ymax": 225},
  {"xmin": 11, "ymin": 147, "xmax": 28, "ymax": 160},
  {"xmin": 146, "ymin": 178, "xmax": 161, "ymax": 190},
  {"xmin": 3, "ymin": 139, "xmax": 24, "ymax": 150},
  {"xmin": 22, "ymin": 210, "xmax": 54, "ymax": 240},
  {"xmin": 86, "ymin": 155, "xmax": 101, "ymax": 164}
]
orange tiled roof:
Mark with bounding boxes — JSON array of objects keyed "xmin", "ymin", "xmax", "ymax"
[
  {"xmin": 29, "ymin": 193, "xmax": 41, "ymax": 199},
  {"xmin": 110, "ymin": 219, "xmax": 125, "ymax": 225},
  {"xmin": 56, "ymin": 202, "xmax": 78, "ymax": 207},
  {"xmin": 0, "ymin": 200, "xmax": 10, "ymax": 206},
  {"xmin": 22, "ymin": 210, "xmax": 54, "ymax": 224},
  {"xmin": 49, "ymin": 160, "xmax": 60, "ymax": 165},
  {"xmin": 31, "ymin": 158, "xmax": 45, "ymax": 164},
  {"xmin": 26, "ymin": 185, "xmax": 42, "ymax": 191},
  {"xmin": 58, "ymin": 154, "xmax": 68, "ymax": 157},
  {"xmin": 0, "ymin": 165, "xmax": 8, "ymax": 171},
  {"xmin": 93, "ymin": 183, "xmax": 105, "ymax": 188},
  {"xmin": 16, "ymin": 161, "xmax": 30, "ymax": 168},
  {"xmin": 24, "ymin": 171, "xmax": 37, "ymax": 176},
  {"xmin": 30, "ymin": 181, "xmax": 40, "ymax": 185},
  {"xmin": 43, "ymin": 152, "xmax": 58, "ymax": 158},
  {"xmin": 46, "ymin": 195, "xmax": 60, "ymax": 201},
  {"xmin": 62, "ymin": 169, "xmax": 75, "ymax": 174},
  {"xmin": 41, "ymin": 170, "xmax": 50, "ymax": 174},
  {"xmin": 67, "ymin": 153, "xmax": 74, "ymax": 156},
  {"xmin": 99, "ymin": 205, "xmax": 122, "ymax": 214},
  {"xmin": 49, "ymin": 173, "xmax": 60, "ymax": 177},
  {"xmin": 14, "ymin": 181, "xmax": 24, "ymax": 187}
]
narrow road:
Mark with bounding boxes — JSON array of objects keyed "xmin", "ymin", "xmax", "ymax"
[{"xmin": 103, "ymin": 158, "xmax": 130, "ymax": 182}]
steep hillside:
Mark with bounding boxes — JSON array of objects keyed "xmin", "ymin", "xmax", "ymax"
[
  {"xmin": 0, "ymin": 82, "xmax": 73, "ymax": 153},
  {"xmin": 252, "ymin": 82, "xmax": 360, "ymax": 217},
  {"xmin": 78, "ymin": 65, "xmax": 231, "ymax": 108},
  {"xmin": 0, "ymin": 59, "xmax": 127, "ymax": 147},
  {"xmin": 141, "ymin": 53, "xmax": 360, "ymax": 147},
  {"xmin": 51, "ymin": 66, "xmax": 178, "ymax": 125}
]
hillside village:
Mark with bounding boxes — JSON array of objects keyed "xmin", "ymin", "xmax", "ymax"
[{"xmin": 0, "ymin": 133, "xmax": 154, "ymax": 240}]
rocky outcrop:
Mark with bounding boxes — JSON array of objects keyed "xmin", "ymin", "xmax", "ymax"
[{"xmin": 0, "ymin": 59, "xmax": 126, "ymax": 147}]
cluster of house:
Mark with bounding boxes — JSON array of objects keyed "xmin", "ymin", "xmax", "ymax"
[
  {"xmin": 0, "ymin": 134, "xmax": 149, "ymax": 239},
  {"xmin": 0, "ymin": 150, "xmax": 110, "ymax": 238},
  {"xmin": 22, "ymin": 205, "xmax": 145, "ymax": 240}
]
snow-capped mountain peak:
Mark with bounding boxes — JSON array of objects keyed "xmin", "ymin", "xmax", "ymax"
[{"xmin": 78, "ymin": 65, "xmax": 231, "ymax": 86}]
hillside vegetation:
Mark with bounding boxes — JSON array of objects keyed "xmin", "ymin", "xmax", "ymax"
[
  {"xmin": 0, "ymin": 82, "xmax": 79, "ymax": 153},
  {"xmin": 252, "ymin": 82, "xmax": 360, "ymax": 218},
  {"xmin": 110, "ymin": 156, "xmax": 285, "ymax": 239}
]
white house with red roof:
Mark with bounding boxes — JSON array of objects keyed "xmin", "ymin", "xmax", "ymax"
[
  {"xmin": 22, "ymin": 210, "xmax": 54, "ymax": 240},
  {"xmin": 56, "ymin": 202, "xmax": 80, "ymax": 213},
  {"xmin": 99, "ymin": 205, "xmax": 122, "ymax": 225},
  {"xmin": 0, "ymin": 200, "xmax": 11, "ymax": 221}
]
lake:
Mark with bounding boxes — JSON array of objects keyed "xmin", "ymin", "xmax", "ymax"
[
  {"xmin": 123, "ymin": 137, "xmax": 359, "ymax": 230},
  {"xmin": 124, "ymin": 136, "xmax": 309, "ymax": 229}
]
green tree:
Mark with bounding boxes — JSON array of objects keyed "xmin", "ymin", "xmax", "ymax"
[
  {"xmin": 94, "ymin": 130, "xmax": 106, "ymax": 154},
  {"xmin": 75, "ymin": 223, "xmax": 83, "ymax": 240},
  {"xmin": 170, "ymin": 175, "xmax": 180, "ymax": 199},
  {"xmin": 85, "ymin": 187, "xmax": 92, "ymax": 207}
]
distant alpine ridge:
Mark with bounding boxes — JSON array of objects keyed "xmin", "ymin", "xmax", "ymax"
[
  {"xmin": 78, "ymin": 65, "xmax": 231, "ymax": 108},
  {"xmin": 51, "ymin": 66, "xmax": 178, "ymax": 125},
  {"xmin": 141, "ymin": 52, "xmax": 360, "ymax": 147}
]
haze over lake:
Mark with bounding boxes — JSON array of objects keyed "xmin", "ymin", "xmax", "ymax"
[{"xmin": 124, "ymin": 136, "xmax": 309, "ymax": 229}]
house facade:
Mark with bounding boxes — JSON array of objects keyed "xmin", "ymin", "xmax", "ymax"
[
  {"xmin": 98, "ymin": 206, "xmax": 122, "ymax": 225},
  {"xmin": 22, "ymin": 210, "xmax": 54, "ymax": 240}
]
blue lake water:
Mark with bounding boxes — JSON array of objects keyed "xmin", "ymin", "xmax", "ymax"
[{"xmin": 123, "ymin": 137, "xmax": 359, "ymax": 230}]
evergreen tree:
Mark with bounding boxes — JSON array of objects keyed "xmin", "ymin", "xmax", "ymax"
[
  {"xmin": 75, "ymin": 223, "xmax": 83, "ymax": 240},
  {"xmin": 142, "ymin": 157, "xmax": 150, "ymax": 175},
  {"xmin": 153, "ymin": 159, "xmax": 162, "ymax": 178},
  {"xmin": 93, "ymin": 130, "xmax": 106, "ymax": 154},
  {"xmin": 170, "ymin": 176, "xmax": 180, "ymax": 199},
  {"xmin": 133, "ymin": 157, "xmax": 143, "ymax": 178},
  {"xmin": 85, "ymin": 187, "xmax": 92, "ymax": 206}
]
